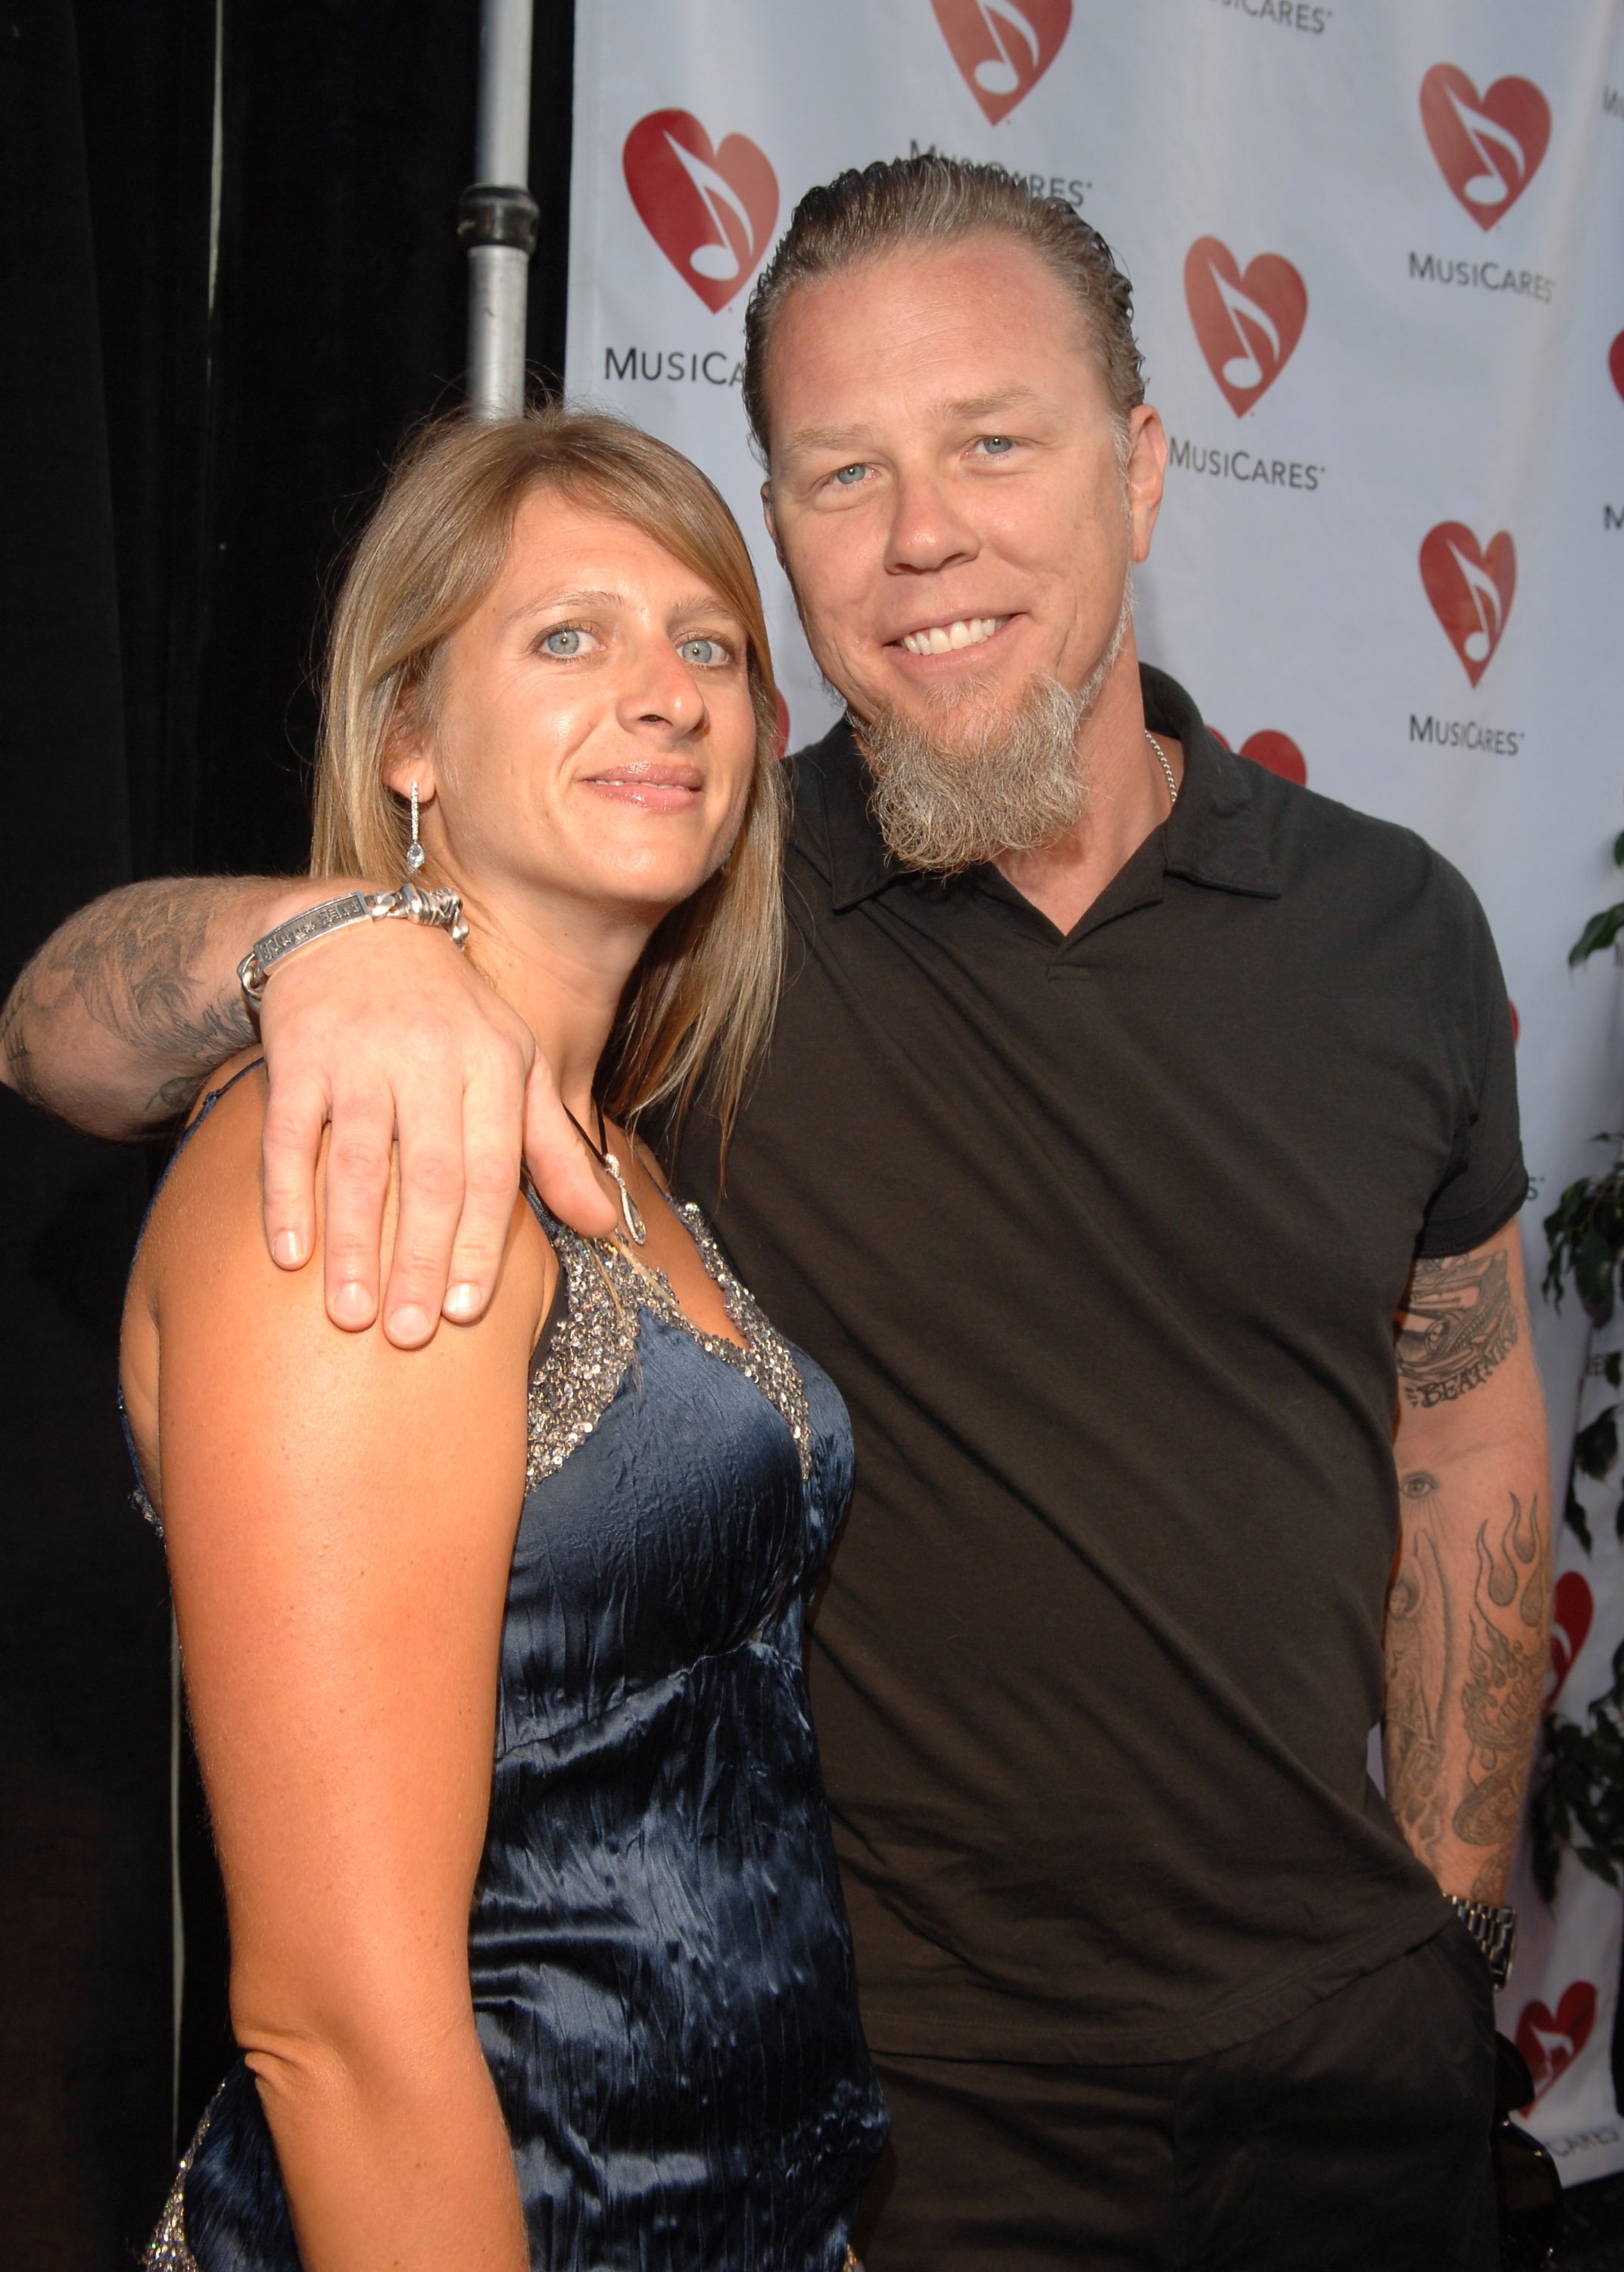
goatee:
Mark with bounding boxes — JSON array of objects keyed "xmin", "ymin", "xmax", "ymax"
[{"xmin": 856, "ymin": 581, "xmax": 1132, "ymax": 875}]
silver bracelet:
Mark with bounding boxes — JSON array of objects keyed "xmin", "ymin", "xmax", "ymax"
[{"xmin": 237, "ymin": 883, "xmax": 469, "ymax": 1008}]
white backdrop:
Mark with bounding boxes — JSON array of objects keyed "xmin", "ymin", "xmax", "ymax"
[{"xmin": 567, "ymin": 0, "xmax": 1624, "ymax": 2180}]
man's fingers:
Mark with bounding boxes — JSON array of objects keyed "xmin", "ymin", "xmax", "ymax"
[
  {"xmin": 440, "ymin": 1056, "xmax": 530, "ymax": 1325},
  {"xmin": 320, "ymin": 1088, "xmax": 397, "ymax": 1331},
  {"xmin": 260, "ymin": 1063, "xmax": 330, "ymax": 1273},
  {"xmin": 380, "ymin": 1091, "xmax": 471, "ymax": 1349},
  {"xmin": 524, "ymin": 1057, "xmax": 619, "ymax": 1239}
]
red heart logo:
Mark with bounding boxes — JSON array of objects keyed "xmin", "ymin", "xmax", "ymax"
[
  {"xmin": 1419, "ymin": 524, "xmax": 1516, "ymax": 688},
  {"xmin": 931, "ymin": 0, "xmax": 1072, "ymax": 126},
  {"xmin": 1610, "ymin": 329, "xmax": 1624, "ymax": 404},
  {"xmin": 1420, "ymin": 67, "xmax": 1551, "ymax": 232},
  {"xmin": 1546, "ymin": 1571, "xmax": 1594, "ymax": 1712},
  {"xmin": 1184, "ymin": 241, "xmax": 1308, "ymax": 417},
  {"xmin": 623, "ymin": 111, "xmax": 778, "ymax": 313},
  {"xmin": 1516, "ymin": 1982, "xmax": 1598, "ymax": 2102},
  {"xmin": 1211, "ymin": 729, "xmax": 1308, "ymax": 785}
]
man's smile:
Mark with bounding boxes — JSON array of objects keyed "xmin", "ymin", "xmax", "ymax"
[{"xmin": 891, "ymin": 614, "xmax": 1012, "ymax": 658}]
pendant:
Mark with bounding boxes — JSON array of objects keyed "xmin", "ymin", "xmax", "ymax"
[{"xmin": 601, "ymin": 1150, "xmax": 647, "ymax": 1246}]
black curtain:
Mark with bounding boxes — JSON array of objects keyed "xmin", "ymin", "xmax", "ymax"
[{"xmin": 1, "ymin": 3, "xmax": 573, "ymax": 2258}]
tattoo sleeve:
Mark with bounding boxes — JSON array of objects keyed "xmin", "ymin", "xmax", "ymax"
[
  {"xmin": 1385, "ymin": 1472, "xmax": 1550, "ymax": 1900},
  {"xmin": 1395, "ymin": 1248, "xmax": 1518, "ymax": 1409},
  {"xmin": 2, "ymin": 879, "xmax": 266, "ymax": 1131}
]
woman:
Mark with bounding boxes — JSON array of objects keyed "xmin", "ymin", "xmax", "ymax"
[{"xmin": 122, "ymin": 407, "xmax": 887, "ymax": 2270}]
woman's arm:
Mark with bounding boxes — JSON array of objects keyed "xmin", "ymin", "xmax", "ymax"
[{"xmin": 132, "ymin": 1068, "xmax": 550, "ymax": 2272}]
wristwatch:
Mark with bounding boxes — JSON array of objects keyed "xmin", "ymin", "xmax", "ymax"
[
  {"xmin": 237, "ymin": 882, "xmax": 469, "ymax": 1007},
  {"xmin": 1448, "ymin": 1896, "xmax": 1517, "ymax": 1989}
]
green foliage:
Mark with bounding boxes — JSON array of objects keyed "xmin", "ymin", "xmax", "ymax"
[
  {"xmin": 1532, "ymin": 1638, "xmax": 1624, "ymax": 1902},
  {"xmin": 1543, "ymin": 1150, "xmax": 1624, "ymax": 1327},
  {"xmin": 1533, "ymin": 835, "xmax": 1624, "ymax": 1893},
  {"xmin": 1566, "ymin": 831, "xmax": 1624, "ymax": 969}
]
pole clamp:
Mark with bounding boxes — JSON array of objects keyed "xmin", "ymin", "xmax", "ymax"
[{"xmin": 457, "ymin": 184, "xmax": 540, "ymax": 256}]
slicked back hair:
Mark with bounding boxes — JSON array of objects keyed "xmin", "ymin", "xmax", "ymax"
[{"xmin": 741, "ymin": 154, "xmax": 1145, "ymax": 462}]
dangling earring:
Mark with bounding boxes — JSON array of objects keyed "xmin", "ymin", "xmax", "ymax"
[{"xmin": 406, "ymin": 780, "xmax": 425, "ymax": 873}]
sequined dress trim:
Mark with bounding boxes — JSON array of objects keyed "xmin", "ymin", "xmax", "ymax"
[
  {"xmin": 143, "ymin": 2093, "xmax": 212, "ymax": 2270},
  {"xmin": 525, "ymin": 1197, "xmax": 812, "ymax": 1487}
]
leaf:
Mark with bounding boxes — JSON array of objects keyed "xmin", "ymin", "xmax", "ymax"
[
  {"xmin": 1612, "ymin": 829, "xmax": 1624, "ymax": 869},
  {"xmin": 1576, "ymin": 1228, "xmax": 1617, "ymax": 1325},
  {"xmin": 1606, "ymin": 1353, "xmax": 1622, "ymax": 1389},
  {"xmin": 1566, "ymin": 1475, "xmax": 1594, "ymax": 1552},
  {"xmin": 1573, "ymin": 1406, "xmax": 1619, "ymax": 1481},
  {"xmin": 1570, "ymin": 905, "xmax": 1624, "ymax": 967}
]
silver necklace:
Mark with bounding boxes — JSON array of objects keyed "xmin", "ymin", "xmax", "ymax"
[
  {"xmin": 563, "ymin": 1102, "xmax": 648, "ymax": 1247},
  {"xmin": 1146, "ymin": 729, "xmax": 1179, "ymax": 810}
]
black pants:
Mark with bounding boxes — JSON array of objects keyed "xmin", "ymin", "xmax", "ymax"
[{"xmin": 855, "ymin": 1926, "xmax": 1498, "ymax": 2272}]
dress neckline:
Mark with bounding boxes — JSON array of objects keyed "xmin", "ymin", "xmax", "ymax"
[{"xmin": 523, "ymin": 1191, "xmax": 813, "ymax": 1490}]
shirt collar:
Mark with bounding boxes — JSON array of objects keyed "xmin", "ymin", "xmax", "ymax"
[{"xmin": 803, "ymin": 663, "xmax": 1280, "ymax": 914}]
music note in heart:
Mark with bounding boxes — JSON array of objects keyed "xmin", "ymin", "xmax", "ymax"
[
  {"xmin": 1183, "ymin": 242, "xmax": 1308, "ymax": 417},
  {"xmin": 1610, "ymin": 329, "xmax": 1624, "ymax": 404},
  {"xmin": 1545, "ymin": 1571, "xmax": 1594, "ymax": 1713},
  {"xmin": 1419, "ymin": 523, "xmax": 1516, "ymax": 688},
  {"xmin": 1420, "ymin": 67, "xmax": 1551, "ymax": 232},
  {"xmin": 622, "ymin": 111, "xmax": 779, "ymax": 314},
  {"xmin": 1516, "ymin": 1982, "xmax": 1598, "ymax": 2102},
  {"xmin": 930, "ymin": 0, "xmax": 1071, "ymax": 126}
]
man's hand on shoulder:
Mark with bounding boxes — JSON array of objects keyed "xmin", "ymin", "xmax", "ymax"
[{"xmin": 257, "ymin": 917, "xmax": 616, "ymax": 1347}]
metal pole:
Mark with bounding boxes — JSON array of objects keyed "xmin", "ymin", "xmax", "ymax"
[{"xmin": 459, "ymin": 0, "xmax": 538, "ymax": 418}]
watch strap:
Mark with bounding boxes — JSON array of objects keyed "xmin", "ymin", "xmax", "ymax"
[{"xmin": 1448, "ymin": 1896, "xmax": 1517, "ymax": 1990}]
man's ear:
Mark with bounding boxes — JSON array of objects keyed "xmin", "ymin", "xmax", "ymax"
[
  {"xmin": 761, "ymin": 481, "xmax": 786, "ymax": 569},
  {"xmin": 1125, "ymin": 405, "xmax": 1169, "ymax": 566}
]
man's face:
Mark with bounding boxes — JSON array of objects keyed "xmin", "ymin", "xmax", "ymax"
[{"xmin": 762, "ymin": 233, "xmax": 1166, "ymax": 736}]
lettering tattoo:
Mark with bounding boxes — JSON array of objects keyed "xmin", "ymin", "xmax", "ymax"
[
  {"xmin": 1385, "ymin": 1474, "xmax": 1548, "ymax": 1899},
  {"xmin": 1395, "ymin": 1248, "xmax": 1518, "ymax": 1408},
  {"xmin": 2, "ymin": 880, "xmax": 257, "ymax": 1125}
]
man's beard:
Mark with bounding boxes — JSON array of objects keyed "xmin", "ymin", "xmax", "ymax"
[{"xmin": 856, "ymin": 579, "xmax": 1133, "ymax": 875}]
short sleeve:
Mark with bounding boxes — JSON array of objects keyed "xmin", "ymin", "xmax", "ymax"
[{"xmin": 1414, "ymin": 875, "xmax": 1529, "ymax": 1258}]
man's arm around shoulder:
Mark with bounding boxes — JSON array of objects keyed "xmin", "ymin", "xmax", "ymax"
[
  {"xmin": 0, "ymin": 875, "xmax": 304, "ymax": 1136},
  {"xmin": 2, "ymin": 871, "xmax": 609, "ymax": 1344}
]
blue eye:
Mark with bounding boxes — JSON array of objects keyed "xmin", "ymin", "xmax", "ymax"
[
  {"xmin": 832, "ymin": 463, "xmax": 868, "ymax": 486},
  {"xmin": 541, "ymin": 627, "xmax": 584, "ymax": 656},
  {"xmin": 979, "ymin": 435, "xmax": 1015, "ymax": 456},
  {"xmin": 678, "ymin": 637, "xmax": 727, "ymax": 667}
]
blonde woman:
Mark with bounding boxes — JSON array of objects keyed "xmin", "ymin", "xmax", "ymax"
[{"xmin": 123, "ymin": 410, "xmax": 887, "ymax": 2271}]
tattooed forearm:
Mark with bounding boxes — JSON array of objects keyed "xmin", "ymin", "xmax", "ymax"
[
  {"xmin": 1383, "ymin": 1469, "xmax": 1454, "ymax": 1856},
  {"xmin": 1, "ymin": 878, "xmax": 267, "ymax": 1132},
  {"xmin": 0, "ymin": 978, "xmax": 46, "ymax": 1107},
  {"xmin": 1385, "ymin": 1472, "xmax": 1549, "ymax": 1899},
  {"xmin": 1454, "ymin": 1491, "xmax": 1548, "ymax": 1895},
  {"xmin": 1395, "ymin": 1247, "xmax": 1518, "ymax": 1408}
]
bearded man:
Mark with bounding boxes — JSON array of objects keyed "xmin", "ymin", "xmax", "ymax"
[{"xmin": 5, "ymin": 159, "xmax": 1548, "ymax": 2270}]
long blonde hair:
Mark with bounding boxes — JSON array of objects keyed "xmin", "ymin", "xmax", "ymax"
[{"xmin": 310, "ymin": 407, "xmax": 787, "ymax": 1144}]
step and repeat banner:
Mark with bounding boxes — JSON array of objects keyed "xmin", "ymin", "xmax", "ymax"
[{"xmin": 567, "ymin": 0, "xmax": 1624, "ymax": 2178}]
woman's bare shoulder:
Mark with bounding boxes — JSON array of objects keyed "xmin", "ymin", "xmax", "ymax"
[{"xmin": 135, "ymin": 1048, "xmax": 553, "ymax": 1379}]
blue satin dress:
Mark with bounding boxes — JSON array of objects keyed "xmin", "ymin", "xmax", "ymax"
[{"xmin": 140, "ymin": 1116, "xmax": 887, "ymax": 2272}]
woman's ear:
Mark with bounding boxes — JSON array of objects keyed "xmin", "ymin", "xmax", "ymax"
[{"xmin": 380, "ymin": 699, "xmax": 437, "ymax": 805}]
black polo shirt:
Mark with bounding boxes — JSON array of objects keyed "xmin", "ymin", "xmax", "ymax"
[{"xmin": 674, "ymin": 664, "xmax": 1527, "ymax": 2065}]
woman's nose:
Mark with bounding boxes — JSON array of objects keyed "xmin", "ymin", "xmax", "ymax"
[{"xmin": 619, "ymin": 641, "xmax": 705, "ymax": 736}]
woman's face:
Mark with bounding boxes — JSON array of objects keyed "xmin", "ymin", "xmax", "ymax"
[{"xmin": 397, "ymin": 490, "xmax": 760, "ymax": 931}]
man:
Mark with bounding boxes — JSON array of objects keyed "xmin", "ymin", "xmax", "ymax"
[{"xmin": 5, "ymin": 159, "xmax": 1547, "ymax": 2268}]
